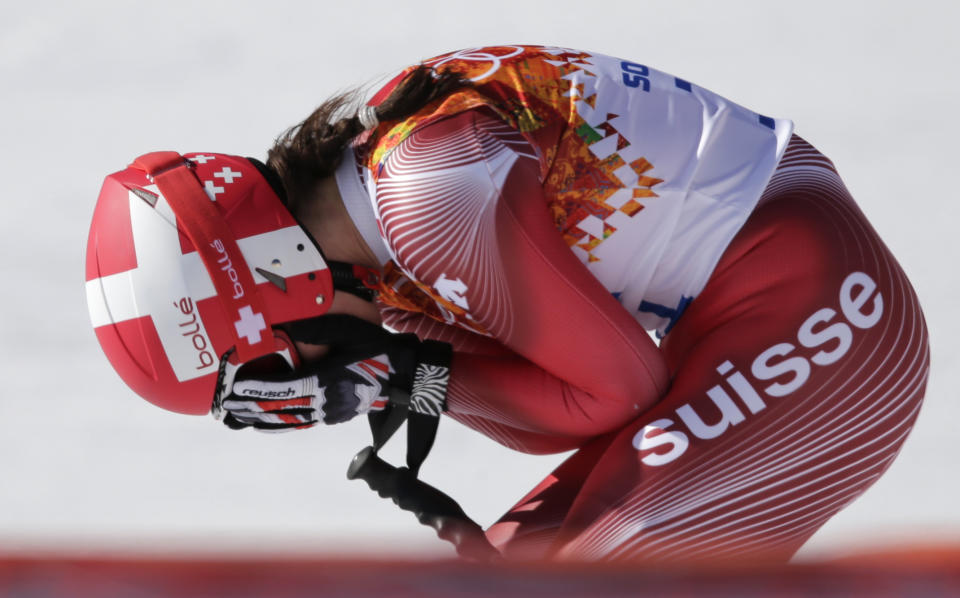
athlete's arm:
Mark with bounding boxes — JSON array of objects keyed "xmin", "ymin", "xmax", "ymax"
[{"xmin": 376, "ymin": 109, "xmax": 669, "ymax": 450}]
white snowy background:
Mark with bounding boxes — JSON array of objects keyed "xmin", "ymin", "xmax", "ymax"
[{"xmin": 1, "ymin": 0, "xmax": 957, "ymax": 560}]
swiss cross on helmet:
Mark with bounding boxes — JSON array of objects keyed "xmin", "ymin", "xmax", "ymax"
[{"xmin": 85, "ymin": 151, "xmax": 375, "ymax": 415}]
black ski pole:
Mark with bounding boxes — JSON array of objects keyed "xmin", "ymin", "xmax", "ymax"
[{"xmin": 347, "ymin": 446, "xmax": 500, "ymax": 563}]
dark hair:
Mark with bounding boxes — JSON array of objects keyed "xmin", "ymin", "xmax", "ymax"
[{"xmin": 267, "ymin": 65, "xmax": 468, "ymax": 212}]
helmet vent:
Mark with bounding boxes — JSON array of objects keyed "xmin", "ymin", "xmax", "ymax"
[
  {"xmin": 255, "ymin": 267, "xmax": 287, "ymax": 292},
  {"xmin": 128, "ymin": 186, "xmax": 159, "ymax": 208}
]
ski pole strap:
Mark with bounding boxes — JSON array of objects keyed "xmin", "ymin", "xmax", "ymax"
[
  {"xmin": 406, "ymin": 340, "xmax": 451, "ymax": 475},
  {"xmin": 368, "ymin": 390, "xmax": 410, "ymax": 451},
  {"xmin": 409, "ymin": 340, "xmax": 452, "ymax": 417},
  {"xmin": 363, "ymin": 388, "xmax": 441, "ymax": 477},
  {"xmin": 363, "ymin": 339, "xmax": 451, "ymax": 475}
]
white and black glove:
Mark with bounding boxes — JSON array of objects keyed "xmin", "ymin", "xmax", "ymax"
[
  {"xmin": 216, "ymin": 315, "xmax": 452, "ymax": 432},
  {"xmin": 221, "ymin": 353, "xmax": 393, "ymax": 430}
]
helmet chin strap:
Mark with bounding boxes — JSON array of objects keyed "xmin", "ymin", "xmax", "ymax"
[{"xmin": 327, "ymin": 261, "xmax": 380, "ymax": 302}]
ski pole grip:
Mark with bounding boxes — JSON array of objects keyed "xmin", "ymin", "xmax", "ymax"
[
  {"xmin": 347, "ymin": 446, "xmax": 500, "ymax": 562},
  {"xmin": 347, "ymin": 446, "xmax": 400, "ymax": 499}
]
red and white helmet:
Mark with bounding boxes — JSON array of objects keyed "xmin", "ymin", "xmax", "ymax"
[{"xmin": 86, "ymin": 151, "xmax": 348, "ymax": 415}]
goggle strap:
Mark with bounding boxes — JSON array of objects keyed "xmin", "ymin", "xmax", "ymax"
[{"xmin": 133, "ymin": 151, "xmax": 274, "ymax": 362}]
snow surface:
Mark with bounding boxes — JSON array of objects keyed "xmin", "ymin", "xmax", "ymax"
[{"xmin": 1, "ymin": 0, "xmax": 957, "ymax": 560}]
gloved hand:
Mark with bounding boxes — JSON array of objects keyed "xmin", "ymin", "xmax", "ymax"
[
  {"xmin": 220, "ymin": 353, "xmax": 393, "ymax": 430},
  {"xmin": 216, "ymin": 315, "xmax": 452, "ymax": 432}
]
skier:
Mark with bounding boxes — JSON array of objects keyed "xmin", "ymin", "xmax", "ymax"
[{"xmin": 86, "ymin": 45, "xmax": 929, "ymax": 563}]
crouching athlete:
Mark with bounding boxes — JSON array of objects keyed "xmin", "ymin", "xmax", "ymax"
[{"xmin": 85, "ymin": 45, "xmax": 929, "ymax": 563}]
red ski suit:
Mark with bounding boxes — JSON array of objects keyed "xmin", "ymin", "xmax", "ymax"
[{"xmin": 346, "ymin": 46, "xmax": 929, "ymax": 562}]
